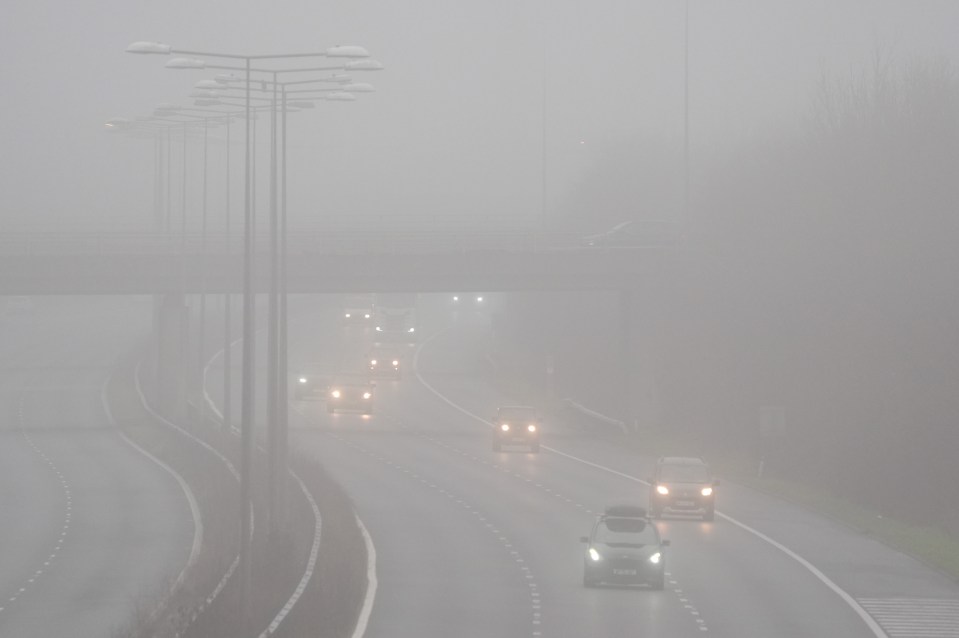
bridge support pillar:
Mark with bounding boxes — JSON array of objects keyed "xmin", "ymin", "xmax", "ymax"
[{"xmin": 156, "ymin": 293, "xmax": 189, "ymax": 421}]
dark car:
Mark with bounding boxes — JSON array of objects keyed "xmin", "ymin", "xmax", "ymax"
[
  {"xmin": 327, "ymin": 377, "xmax": 375, "ymax": 415},
  {"xmin": 492, "ymin": 405, "xmax": 541, "ymax": 452},
  {"xmin": 366, "ymin": 346, "xmax": 402, "ymax": 379},
  {"xmin": 648, "ymin": 456, "xmax": 719, "ymax": 521},
  {"xmin": 341, "ymin": 294, "xmax": 375, "ymax": 325},
  {"xmin": 581, "ymin": 504, "xmax": 669, "ymax": 589}
]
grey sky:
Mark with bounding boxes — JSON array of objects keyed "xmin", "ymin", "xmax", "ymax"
[{"xmin": 2, "ymin": 1, "xmax": 958, "ymax": 231}]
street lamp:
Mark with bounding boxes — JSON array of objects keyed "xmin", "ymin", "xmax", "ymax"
[
  {"xmin": 126, "ymin": 40, "xmax": 377, "ymax": 629},
  {"xmin": 206, "ymin": 73, "xmax": 375, "ymax": 534},
  {"xmin": 155, "ymin": 107, "xmax": 242, "ymax": 411},
  {"xmin": 683, "ymin": 0, "xmax": 690, "ymax": 225}
]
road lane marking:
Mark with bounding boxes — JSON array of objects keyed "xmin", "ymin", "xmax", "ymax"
[
  {"xmin": 3, "ymin": 393, "xmax": 72, "ymax": 616},
  {"xmin": 326, "ymin": 430, "xmax": 544, "ymax": 637},
  {"xmin": 858, "ymin": 598, "xmax": 959, "ymax": 637},
  {"xmin": 412, "ymin": 329, "xmax": 887, "ymax": 638}
]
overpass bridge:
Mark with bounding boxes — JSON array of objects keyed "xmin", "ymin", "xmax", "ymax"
[
  {"xmin": 1, "ymin": 230, "xmax": 675, "ymax": 429},
  {"xmin": 0, "ymin": 230, "xmax": 672, "ymax": 295}
]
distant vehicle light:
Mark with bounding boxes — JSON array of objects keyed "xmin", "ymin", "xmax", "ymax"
[
  {"xmin": 649, "ymin": 552, "xmax": 662, "ymax": 564},
  {"xmin": 363, "ymin": 392, "xmax": 372, "ymax": 399},
  {"xmin": 656, "ymin": 485, "xmax": 670, "ymax": 496},
  {"xmin": 364, "ymin": 313, "xmax": 371, "ymax": 318},
  {"xmin": 588, "ymin": 547, "xmax": 601, "ymax": 561},
  {"xmin": 453, "ymin": 295, "xmax": 459, "ymax": 301},
  {"xmin": 476, "ymin": 296, "xmax": 484, "ymax": 302},
  {"xmin": 376, "ymin": 326, "xmax": 383, "ymax": 332},
  {"xmin": 370, "ymin": 359, "xmax": 378, "ymax": 366},
  {"xmin": 299, "ymin": 377, "xmax": 308, "ymax": 384},
  {"xmin": 527, "ymin": 424, "xmax": 537, "ymax": 432},
  {"xmin": 500, "ymin": 423, "xmax": 510, "ymax": 432},
  {"xmin": 701, "ymin": 487, "xmax": 713, "ymax": 496},
  {"xmin": 344, "ymin": 313, "xmax": 351, "ymax": 318},
  {"xmin": 392, "ymin": 360, "xmax": 399, "ymax": 367},
  {"xmin": 331, "ymin": 389, "xmax": 341, "ymax": 398},
  {"xmin": 408, "ymin": 327, "xmax": 415, "ymax": 333}
]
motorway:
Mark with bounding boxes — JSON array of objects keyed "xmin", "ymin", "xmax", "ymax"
[
  {"xmin": 0, "ymin": 297, "xmax": 194, "ymax": 637},
  {"xmin": 281, "ymin": 295, "xmax": 959, "ymax": 638}
]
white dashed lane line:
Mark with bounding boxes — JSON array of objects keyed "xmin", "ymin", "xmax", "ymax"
[
  {"xmin": 2, "ymin": 394, "xmax": 72, "ymax": 613},
  {"xmin": 409, "ymin": 424, "xmax": 709, "ymax": 633},
  {"xmin": 326, "ymin": 430, "xmax": 544, "ymax": 637}
]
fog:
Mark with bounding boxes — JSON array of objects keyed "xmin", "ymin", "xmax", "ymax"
[
  {"xmin": 3, "ymin": 2, "xmax": 959, "ymax": 635},
  {"xmin": 4, "ymin": 1, "xmax": 959, "ymax": 231}
]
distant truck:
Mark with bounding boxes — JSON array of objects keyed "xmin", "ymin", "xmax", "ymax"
[{"xmin": 374, "ymin": 293, "xmax": 418, "ymax": 344}]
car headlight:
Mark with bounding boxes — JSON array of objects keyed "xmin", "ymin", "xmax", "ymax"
[
  {"xmin": 364, "ymin": 313, "xmax": 371, "ymax": 318},
  {"xmin": 500, "ymin": 423, "xmax": 510, "ymax": 432},
  {"xmin": 376, "ymin": 326, "xmax": 382, "ymax": 332},
  {"xmin": 392, "ymin": 360, "xmax": 399, "ymax": 367},
  {"xmin": 370, "ymin": 359, "xmax": 378, "ymax": 366},
  {"xmin": 344, "ymin": 313, "xmax": 351, "ymax": 318},
  {"xmin": 588, "ymin": 547, "xmax": 602, "ymax": 561},
  {"xmin": 527, "ymin": 424, "xmax": 537, "ymax": 433},
  {"xmin": 363, "ymin": 392, "xmax": 372, "ymax": 399},
  {"xmin": 476, "ymin": 296, "xmax": 484, "ymax": 302},
  {"xmin": 649, "ymin": 552, "xmax": 662, "ymax": 564},
  {"xmin": 656, "ymin": 485, "xmax": 669, "ymax": 496},
  {"xmin": 701, "ymin": 487, "xmax": 713, "ymax": 496},
  {"xmin": 408, "ymin": 327, "xmax": 415, "ymax": 333},
  {"xmin": 299, "ymin": 377, "xmax": 307, "ymax": 384},
  {"xmin": 453, "ymin": 295, "xmax": 459, "ymax": 301},
  {"xmin": 331, "ymin": 390, "xmax": 341, "ymax": 398}
]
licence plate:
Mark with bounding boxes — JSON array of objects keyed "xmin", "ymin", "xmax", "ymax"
[
  {"xmin": 675, "ymin": 500, "xmax": 695, "ymax": 507},
  {"xmin": 612, "ymin": 568, "xmax": 637, "ymax": 576}
]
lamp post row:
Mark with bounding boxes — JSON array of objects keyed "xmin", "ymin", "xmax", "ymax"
[{"xmin": 119, "ymin": 40, "xmax": 382, "ymax": 632}]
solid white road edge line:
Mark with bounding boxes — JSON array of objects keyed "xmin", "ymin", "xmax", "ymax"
[
  {"xmin": 201, "ymin": 338, "xmax": 349, "ymax": 638},
  {"xmin": 351, "ymin": 514, "xmax": 378, "ymax": 638},
  {"xmin": 100, "ymin": 374, "xmax": 203, "ymax": 610},
  {"xmin": 412, "ymin": 329, "xmax": 888, "ymax": 638},
  {"xmin": 132, "ymin": 361, "xmax": 242, "ymax": 621}
]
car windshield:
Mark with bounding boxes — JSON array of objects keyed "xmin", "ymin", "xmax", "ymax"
[
  {"xmin": 658, "ymin": 464, "xmax": 710, "ymax": 483},
  {"xmin": 594, "ymin": 518, "xmax": 659, "ymax": 547},
  {"xmin": 498, "ymin": 408, "xmax": 537, "ymax": 420}
]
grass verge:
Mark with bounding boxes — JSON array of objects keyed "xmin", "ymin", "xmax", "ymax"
[{"xmin": 615, "ymin": 423, "xmax": 959, "ymax": 583}]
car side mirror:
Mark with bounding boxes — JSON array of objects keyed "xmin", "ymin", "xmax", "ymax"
[
  {"xmin": 579, "ymin": 536, "xmax": 590, "ymax": 543},
  {"xmin": 661, "ymin": 539, "xmax": 670, "ymax": 547}
]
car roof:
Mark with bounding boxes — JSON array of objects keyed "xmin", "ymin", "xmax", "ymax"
[{"xmin": 602, "ymin": 504, "xmax": 648, "ymax": 518}]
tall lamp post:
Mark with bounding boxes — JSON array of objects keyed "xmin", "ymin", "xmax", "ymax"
[
  {"xmin": 126, "ymin": 40, "xmax": 376, "ymax": 629},
  {"xmin": 683, "ymin": 0, "xmax": 690, "ymax": 226},
  {"xmin": 199, "ymin": 75, "xmax": 374, "ymax": 533}
]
